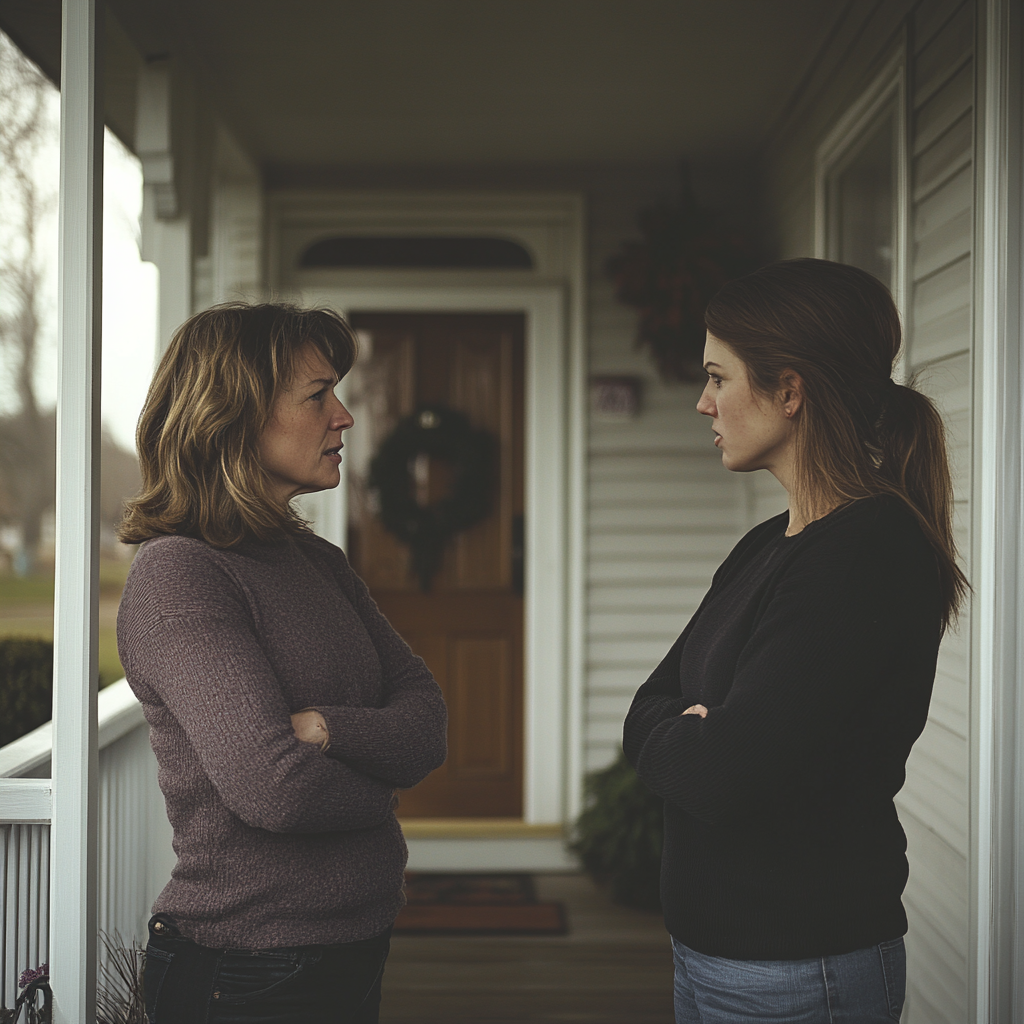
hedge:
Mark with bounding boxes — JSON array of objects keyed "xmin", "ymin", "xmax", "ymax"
[
  {"xmin": 0, "ymin": 637, "xmax": 54, "ymax": 748},
  {"xmin": 569, "ymin": 750, "xmax": 664, "ymax": 911}
]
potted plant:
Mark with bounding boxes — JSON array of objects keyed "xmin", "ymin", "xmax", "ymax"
[{"xmin": 607, "ymin": 169, "xmax": 760, "ymax": 382}]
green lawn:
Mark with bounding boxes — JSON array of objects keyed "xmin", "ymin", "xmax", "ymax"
[{"xmin": 0, "ymin": 558, "xmax": 133, "ymax": 686}]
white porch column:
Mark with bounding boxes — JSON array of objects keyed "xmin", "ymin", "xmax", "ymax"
[
  {"xmin": 973, "ymin": 1, "xmax": 1024, "ymax": 1021},
  {"xmin": 50, "ymin": 0, "xmax": 103, "ymax": 1020}
]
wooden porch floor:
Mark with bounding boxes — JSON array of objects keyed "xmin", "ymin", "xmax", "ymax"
[{"xmin": 379, "ymin": 873, "xmax": 674, "ymax": 1023}]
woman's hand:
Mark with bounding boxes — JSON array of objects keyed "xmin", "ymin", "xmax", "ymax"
[
  {"xmin": 291, "ymin": 709, "xmax": 330, "ymax": 750},
  {"xmin": 681, "ymin": 704, "xmax": 708, "ymax": 718}
]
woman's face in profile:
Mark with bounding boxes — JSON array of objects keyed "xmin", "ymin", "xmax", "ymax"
[
  {"xmin": 696, "ymin": 333, "xmax": 796, "ymax": 475},
  {"xmin": 258, "ymin": 343, "xmax": 354, "ymax": 505}
]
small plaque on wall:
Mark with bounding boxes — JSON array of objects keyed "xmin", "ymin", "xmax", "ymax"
[{"xmin": 590, "ymin": 376, "xmax": 643, "ymax": 421}]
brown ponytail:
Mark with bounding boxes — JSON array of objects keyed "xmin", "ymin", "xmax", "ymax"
[{"xmin": 705, "ymin": 258, "xmax": 967, "ymax": 631}]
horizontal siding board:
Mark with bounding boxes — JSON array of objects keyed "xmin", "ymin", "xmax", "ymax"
[
  {"xmin": 589, "ymin": 453, "xmax": 728, "ymax": 481},
  {"xmin": 909, "ymin": 255, "xmax": 971, "ymax": 364},
  {"xmin": 589, "ymin": 351, "xmax": 653, "ymax": 375},
  {"xmin": 912, "ymin": 2, "xmax": 974, "ymax": 106},
  {"xmin": 590, "ymin": 427, "xmax": 723, "ymax": 454},
  {"xmin": 752, "ymin": 471, "xmax": 788, "ymax": 523},
  {"xmin": 903, "ymin": 909, "xmax": 967, "ymax": 1024},
  {"xmin": 637, "ymin": 386, "xmax": 706, "ymax": 413},
  {"xmin": 585, "ymin": 719, "xmax": 634, "ymax": 745},
  {"xmin": 588, "ymin": 668, "xmax": 651, "ymax": 693},
  {"xmin": 587, "ymin": 694, "xmax": 634, "ymax": 720},
  {"xmin": 914, "ymin": 355, "xmax": 971, "ymax": 501},
  {"xmin": 909, "ymin": 302, "xmax": 971, "ymax": 364},
  {"xmin": 929, "ymin": 642, "xmax": 968, "ymax": 738},
  {"xmin": 588, "ymin": 584, "xmax": 708, "ymax": 612},
  {"xmin": 589, "ymin": 532, "xmax": 734, "ymax": 561},
  {"xmin": 904, "ymin": 866, "xmax": 969, "ymax": 963},
  {"xmin": 928, "ymin": 682, "xmax": 967, "ymax": 738},
  {"xmin": 952, "ymin": 501, "xmax": 969, "ymax": 572},
  {"xmin": 897, "ymin": 722, "xmax": 968, "ymax": 856},
  {"xmin": 913, "ymin": 61, "xmax": 973, "ymax": 155},
  {"xmin": 585, "ymin": 746, "xmax": 620, "ymax": 772},
  {"xmin": 914, "ymin": 0, "xmax": 970, "ymax": 54},
  {"xmin": 913, "ymin": 110, "xmax": 972, "ymax": 202},
  {"xmin": 914, "ymin": 351, "xmax": 971, "ymax": 411},
  {"xmin": 588, "ymin": 559, "xmax": 720, "ymax": 585},
  {"xmin": 590, "ymin": 507, "xmax": 746, "ymax": 530},
  {"xmin": 902, "ymin": 801, "xmax": 969, "ymax": 1024},
  {"xmin": 912, "ymin": 164, "xmax": 973, "ymax": 278},
  {"xmin": 589, "ymin": 611, "xmax": 685, "ymax": 637},
  {"xmin": 901, "ymin": 810, "xmax": 968, "ymax": 956},
  {"xmin": 752, "ymin": 496, "xmax": 788, "ymax": 523},
  {"xmin": 589, "ymin": 478, "xmax": 738, "ymax": 505},
  {"xmin": 945, "ymin": 408, "xmax": 971, "ymax": 500},
  {"xmin": 589, "ymin": 557, "xmax": 722, "ymax": 585},
  {"xmin": 589, "ymin": 638, "xmax": 679, "ymax": 667}
]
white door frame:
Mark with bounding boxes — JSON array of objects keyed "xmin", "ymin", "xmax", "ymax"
[{"xmin": 293, "ymin": 283, "xmax": 578, "ymax": 827}]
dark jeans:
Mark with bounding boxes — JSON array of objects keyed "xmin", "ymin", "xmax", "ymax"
[{"xmin": 143, "ymin": 914, "xmax": 391, "ymax": 1024}]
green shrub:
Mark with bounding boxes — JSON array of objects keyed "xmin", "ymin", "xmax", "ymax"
[
  {"xmin": 569, "ymin": 750, "xmax": 664, "ymax": 911},
  {"xmin": 0, "ymin": 636, "xmax": 54, "ymax": 748}
]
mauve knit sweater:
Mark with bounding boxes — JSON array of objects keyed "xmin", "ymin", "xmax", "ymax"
[
  {"xmin": 117, "ymin": 531, "xmax": 447, "ymax": 949},
  {"xmin": 623, "ymin": 496, "xmax": 943, "ymax": 960}
]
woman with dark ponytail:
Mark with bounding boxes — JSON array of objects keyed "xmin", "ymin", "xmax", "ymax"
[{"xmin": 623, "ymin": 258, "xmax": 965, "ymax": 1023}]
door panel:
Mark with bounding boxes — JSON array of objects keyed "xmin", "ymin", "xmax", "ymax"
[
  {"xmin": 347, "ymin": 313, "xmax": 525, "ymax": 818},
  {"xmin": 449, "ymin": 637, "xmax": 511, "ymax": 776}
]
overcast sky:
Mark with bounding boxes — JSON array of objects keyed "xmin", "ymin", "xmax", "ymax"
[
  {"xmin": 100, "ymin": 133, "xmax": 159, "ymax": 451},
  {"xmin": 2, "ymin": 62, "xmax": 158, "ymax": 454}
]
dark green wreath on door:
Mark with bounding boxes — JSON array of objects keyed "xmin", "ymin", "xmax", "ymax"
[{"xmin": 369, "ymin": 404, "xmax": 496, "ymax": 591}]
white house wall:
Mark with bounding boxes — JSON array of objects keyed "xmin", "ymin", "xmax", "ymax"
[
  {"xmin": 762, "ymin": 2, "xmax": 975, "ymax": 1021},
  {"xmin": 584, "ymin": 173, "xmax": 753, "ymax": 772},
  {"xmin": 204, "ymin": 124, "xmax": 264, "ymax": 308},
  {"xmin": 899, "ymin": 5, "xmax": 975, "ymax": 1020}
]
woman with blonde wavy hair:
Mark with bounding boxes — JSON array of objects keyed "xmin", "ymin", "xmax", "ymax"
[
  {"xmin": 624, "ymin": 259, "xmax": 966, "ymax": 1023},
  {"xmin": 117, "ymin": 302, "xmax": 447, "ymax": 1024}
]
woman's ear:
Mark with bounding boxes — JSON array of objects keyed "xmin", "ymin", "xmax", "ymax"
[{"xmin": 779, "ymin": 371, "xmax": 804, "ymax": 419}]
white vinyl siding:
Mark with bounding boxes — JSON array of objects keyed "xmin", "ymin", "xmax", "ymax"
[
  {"xmin": 584, "ymin": 184, "xmax": 748, "ymax": 771},
  {"xmin": 761, "ymin": 0, "xmax": 975, "ymax": 1018},
  {"xmin": 897, "ymin": 3, "xmax": 975, "ymax": 1020}
]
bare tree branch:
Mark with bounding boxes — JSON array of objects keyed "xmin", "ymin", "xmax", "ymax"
[{"xmin": 0, "ymin": 32, "xmax": 59, "ymax": 570}]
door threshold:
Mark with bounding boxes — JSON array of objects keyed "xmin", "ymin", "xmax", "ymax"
[{"xmin": 399, "ymin": 817, "xmax": 563, "ymax": 840}]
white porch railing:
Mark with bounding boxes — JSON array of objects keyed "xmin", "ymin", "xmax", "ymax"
[{"xmin": 0, "ymin": 680, "xmax": 173, "ymax": 1011}]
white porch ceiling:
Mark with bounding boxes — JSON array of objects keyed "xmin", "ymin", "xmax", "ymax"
[{"xmin": 123, "ymin": 0, "xmax": 845, "ymax": 165}]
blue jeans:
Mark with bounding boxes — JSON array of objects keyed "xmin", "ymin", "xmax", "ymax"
[
  {"xmin": 143, "ymin": 914, "xmax": 391, "ymax": 1024},
  {"xmin": 671, "ymin": 936, "xmax": 905, "ymax": 1023}
]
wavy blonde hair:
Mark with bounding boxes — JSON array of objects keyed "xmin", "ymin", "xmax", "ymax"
[{"xmin": 118, "ymin": 302, "xmax": 357, "ymax": 548}]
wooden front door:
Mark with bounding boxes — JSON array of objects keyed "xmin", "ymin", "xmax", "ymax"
[{"xmin": 346, "ymin": 313, "xmax": 524, "ymax": 818}]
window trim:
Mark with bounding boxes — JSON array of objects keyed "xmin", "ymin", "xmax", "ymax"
[{"xmin": 814, "ymin": 48, "xmax": 910, "ymax": 335}]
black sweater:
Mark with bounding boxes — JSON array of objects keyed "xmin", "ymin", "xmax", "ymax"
[{"xmin": 623, "ymin": 496, "xmax": 942, "ymax": 960}]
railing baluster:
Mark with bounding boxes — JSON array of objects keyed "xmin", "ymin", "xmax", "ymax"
[
  {"xmin": 2, "ymin": 825, "xmax": 9, "ymax": 1007},
  {"xmin": 3, "ymin": 686, "xmax": 170, "ymax": 1010},
  {"xmin": 37, "ymin": 826, "xmax": 49, "ymax": 982}
]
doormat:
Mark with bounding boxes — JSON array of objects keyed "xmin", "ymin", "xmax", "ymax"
[{"xmin": 393, "ymin": 873, "xmax": 568, "ymax": 935}]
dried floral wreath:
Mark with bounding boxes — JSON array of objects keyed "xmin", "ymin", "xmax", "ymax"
[
  {"xmin": 369, "ymin": 405, "xmax": 495, "ymax": 591},
  {"xmin": 606, "ymin": 170, "xmax": 760, "ymax": 382}
]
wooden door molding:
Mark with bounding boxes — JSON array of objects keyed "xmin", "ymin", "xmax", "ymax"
[{"xmin": 293, "ymin": 284, "xmax": 580, "ymax": 826}]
